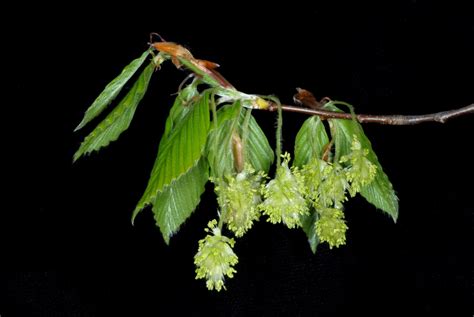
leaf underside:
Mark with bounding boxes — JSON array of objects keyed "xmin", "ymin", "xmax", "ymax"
[
  {"xmin": 74, "ymin": 63, "xmax": 154, "ymax": 162},
  {"xmin": 75, "ymin": 50, "xmax": 150, "ymax": 131},
  {"xmin": 132, "ymin": 90, "xmax": 211, "ymax": 222},
  {"xmin": 153, "ymin": 158, "xmax": 209, "ymax": 244},
  {"xmin": 326, "ymin": 103, "xmax": 399, "ymax": 221}
]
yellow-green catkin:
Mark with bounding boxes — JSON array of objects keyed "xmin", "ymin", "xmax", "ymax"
[
  {"xmin": 340, "ymin": 135, "xmax": 377, "ymax": 196},
  {"xmin": 194, "ymin": 220, "xmax": 239, "ymax": 291},
  {"xmin": 260, "ymin": 153, "xmax": 309, "ymax": 228},
  {"xmin": 315, "ymin": 208, "xmax": 348, "ymax": 249},
  {"xmin": 214, "ymin": 165, "xmax": 265, "ymax": 237}
]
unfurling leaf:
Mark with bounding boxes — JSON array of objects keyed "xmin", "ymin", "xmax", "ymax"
[
  {"xmin": 74, "ymin": 63, "xmax": 154, "ymax": 162},
  {"xmin": 294, "ymin": 116, "xmax": 329, "ymax": 167},
  {"xmin": 325, "ymin": 102, "xmax": 398, "ymax": 221},
  {"xmin": 206, "ymin": 105, "xmax": 273, "ymax": 177},
  {"xmin": 159, "ymin": 80, "xmax": 200, "ymax": 150},
  {"xmin": 132, "ymin": 90, "xmax": 211, "ymax": 221},
  {"xmin": 153, "ymin": 158, "xmax": 209, "ymax": 244},
  {"xmin": 238, "ymin": 109, "xmax": 274, "ymax": 173},
  {"xmin": 206, "ymin": 101, "xmax": 242, "ymax": 178},
  {"xmin": 75, "ymin": 50, "xmax": 150, "ymax": 131}
]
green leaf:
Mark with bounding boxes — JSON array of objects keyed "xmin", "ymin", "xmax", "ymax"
[
  {"xmin": 75, "ymin": 50, "xmax": 150, "ymax": 131},
  {"xmin": 158, "ymin": 81, "xmax": 200, "ymax": 150},
  {"xmin": 294, "ymin": 116, "xmax": 329, "ymax": 167},
  {"xmin": 326, "ymin": 102, "xmax": 399, "ymax": 221},
  {"xmin": 73, "ymin": 63, "xmax": 154, "ymax": 162},
  {"xmin": 301, "ymin": 208, "xmax": 320, "ymax": 254},
  {"xmin": 239, "ymin": 109, "xmax": 274, "ymax": 173},
  {"xmin": 206, "ymin": 101, "xmax": 242, "ymax": 178},
  {"xmin": 132, "ymin": 90, "xmax": 211, "ymax": 222},
  {"xmin": 153, "ymin": 158, "xmax": 209, "ymax": 244}
]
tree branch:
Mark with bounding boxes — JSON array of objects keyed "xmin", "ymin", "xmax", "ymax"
[
  {"xmin": 262, "ymin": 88, "xmax": 474, "ymax": 125},
  {"xmin": 152, "ymin": 42, "xmax": 473, "ymax": 126},
  {"xmin": 266, "ymin": 103, "xmax": 474, "ymax": 125}
]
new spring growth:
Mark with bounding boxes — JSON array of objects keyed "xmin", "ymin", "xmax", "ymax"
[
  {"xmin": 194, "ymin": 220, "xmax": 239, "ymax": 291},
  {"xmin": 301, "ymin": 158, "xmax": 350, "ymax": 210},
  {"xmin": 315, "ymin": 208, "xmax": 348, "ymax": 249},
  {"xmin": 214, "ymin": 165, "xmax": 266, "ymax": 237},
  {"xmin": 260, "ymin": 153, "xmax": 309, "ymax": 228},
  {"xmin": 340, "ymin": 135, "xmax": 377, "ymax": 196}
]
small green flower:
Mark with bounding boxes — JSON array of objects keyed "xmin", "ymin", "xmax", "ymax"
[
  {"xmin": 194, "ymin": 220, "xmax": 239, "ymax": 291},
  {"xmin": 318, "ymin": 162, "xmax": 350, "ymax": 209},
  {"xmin": 215, "ymin": 165, "xmax": 265, "ymax": 237},
  {"xmin": 300, "ymin": 157, "xmax": 325, "ymax": 197},
  {"xmin": 340, "ymin": 135, "xmax": 377, "ymax": 196},
  {"xmin": 302, "ymin": 158, "xmax": 350, "ymax": 209},
  {"xmin": 315, "ymin": 208, "xmax": 348, "ymax": 249},
  {"xmin": 260, "ymin": 153, "xmax": 309, "ymax": 228}
]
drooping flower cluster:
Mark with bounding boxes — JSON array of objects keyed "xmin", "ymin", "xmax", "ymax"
[
  {"xmin": 194, "ymin": 220, "xmax": 238, "ymax": 291},
  {"xmin": 315, "ymin": 208, "xmax": 348, "ymax": 249},
  {"xmin": 214, "ymin": 166, "xmax": 265, "ymax": 237},
  {"xmin": 340, "ymin": 135, "xmax": 377, "ymax": 196},
  {"xmin": 297, "ymin": 134, "xmax": 377, "ymax": 249},
  {"xmin": 302, "ymin": 158, "xmax": 350, "ymax": 210},
  {"xmin": 196, "ymin": 134, "xmax": 379, "ymax": 291},
  {"xmin": 259, "ymin": 153, "xmax": 309, "ymax": 229}
]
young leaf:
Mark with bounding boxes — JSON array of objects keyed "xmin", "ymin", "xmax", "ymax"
[
  {"xmin": 326, "ymin": 103, "xmax": 399, "ymax": 221},
  {"xmin": 239, "ymin": 109, "xmax": 274, "ymax": 173},
  {"xmin": 159, "ymin": 80, "xmax": 200, "ymax": 150},
  {"xmin": 153, "ymin": 158, "xmax": 209, "ymax": 244},
  {"xmin": 75, "ymin": 50, "xmax": 150, "ymax": 131},
  {"xmin": 73, "ymin": 63, "xmax": 154, "ymax": 162},
  {"xmin": 294, "ymin": 116, "xmax": 329, "ymax": 167},
  {"xmin": 206, "ymin": 101, "xmax": 242, "ymax": 178},
  {"xmin": 132, "ymin": 90, "xmax": 211, "ymax": 221},
  {"xmin": 300, "ymin": 208, "xmax": 320, "ymax": 254}
]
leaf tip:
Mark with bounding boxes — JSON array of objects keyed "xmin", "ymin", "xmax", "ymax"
[
  {"xmin": 131, "ymin": 208, "xmax": 141, "ymax": 226},
  {"xmin": 74, "ymin": 121, "xmax": 85, "ymax": 132},
  {"xmin": 72, "ymin": 151, "xmax": 82, "ymax": 163},
  {"xmin": 390, "ymin": 208, "xmax": 399, "ymax": 223},
  {"xmin": 162, "ymin": 233, "xmax": 171, "ymax": 245}
]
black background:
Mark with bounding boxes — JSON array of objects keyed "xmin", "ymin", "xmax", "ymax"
[{"xmin": 3, "ymin": 2, "xmax": 473, "ymax": 316}]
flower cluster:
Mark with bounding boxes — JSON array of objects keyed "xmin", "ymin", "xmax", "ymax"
[
  {"xmin": 194, "ymin": 220, "xmax": 239, "ymax": 291},
  {"xmin": 214, "ymin": 166, "xmax": 265, "ymax": 237},
  {"xmin": 259, "ymin": 153, "xmax": 309, "ymax": 229},
  {"xmin": 340, "ymin": 135, "xmax": 377, "ymax": 196},
  {"xmin": 196, "ymin": 134, "xmax": 378, "ymax": 291},
  {"xmin": 302, "ymin": 158, "xmax": 350, "ymax": 210},
  {"xmin": 315, "ymin": 208, "xmax": 348, "ymax": 249},
  {"xmin": 297, "ymin": 135, "xmax": 377, "ymax": 249}
]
